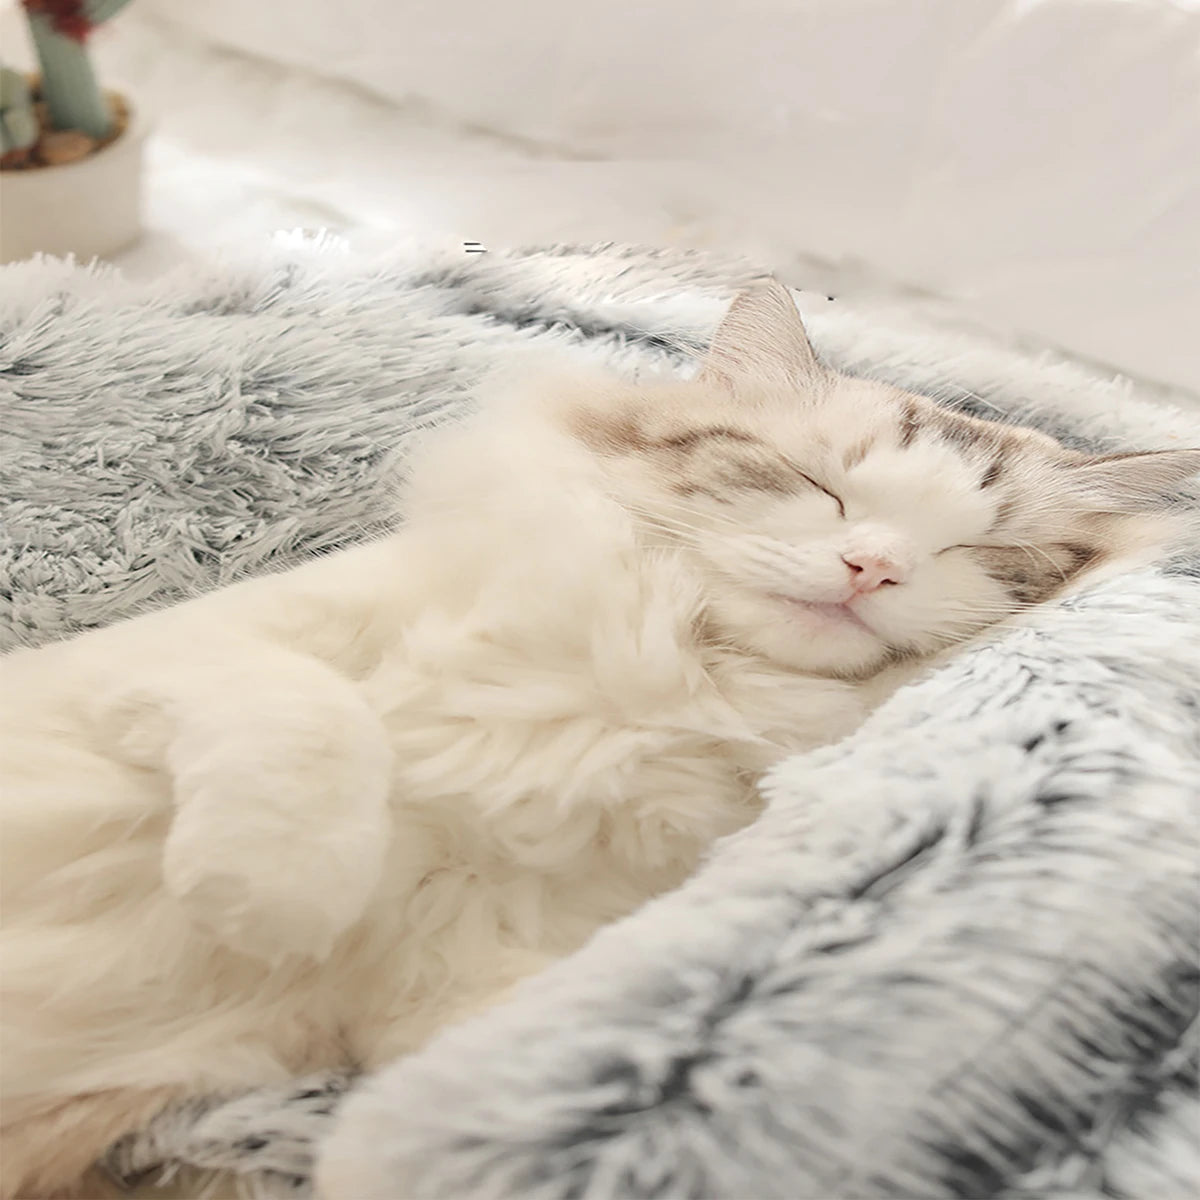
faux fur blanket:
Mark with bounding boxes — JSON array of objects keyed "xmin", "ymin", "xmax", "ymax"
[{"xmin": 2, "ymin": 241, "xmax": 1197, "ymax": 1200}]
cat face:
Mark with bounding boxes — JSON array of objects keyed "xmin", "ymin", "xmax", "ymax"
[{"xmin": 568, "ymin": 282, "xmax": 1200, "ymax": 678}]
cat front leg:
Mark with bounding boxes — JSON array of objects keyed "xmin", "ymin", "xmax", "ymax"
[
  {"xmin": 165, "ymin": 657, "xmax": 394, "ymax": 962},
  {"xmin": 101, "ymin": 642, "xmax": 395, "ymax": 963}
]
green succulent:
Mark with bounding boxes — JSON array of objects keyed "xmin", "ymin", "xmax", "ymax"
[
  {"xmin": 21, "ymin": 0, "xmax": 137, "ymax": 141},
  {"xmin": 0, "ymin": 65, "xmax": 38, "ymax": 156}
]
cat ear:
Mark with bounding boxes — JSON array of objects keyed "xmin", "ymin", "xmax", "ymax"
[
  {"xmin": 697, "ymin": 279, "xmax": 820, "ymax": 394},
  {"xmin": 1068, "ymin": 448, "xmax": 1200, "ymax": 509}
]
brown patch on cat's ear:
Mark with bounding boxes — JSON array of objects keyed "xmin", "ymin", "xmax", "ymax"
[
  {"xmin": 696, "ymin": 279, "xmax": 819, "ymax": 395},
  {"xmin": 1068, "ymin": 448, "xmax": 1200, "ymax": 510}
]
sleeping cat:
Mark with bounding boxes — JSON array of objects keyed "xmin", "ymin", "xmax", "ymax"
[{"xmin": 2, "ymin": 281, "xmax": 1196, "ymax": 1200}]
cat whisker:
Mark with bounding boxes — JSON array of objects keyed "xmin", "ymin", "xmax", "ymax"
[
  {"xmin": 628, "ymin": 494, "xmax": 744, "ymax": 532},
  {"xmin": 621, "ymin": 503, "xmax": 717, "ymax": 544}
]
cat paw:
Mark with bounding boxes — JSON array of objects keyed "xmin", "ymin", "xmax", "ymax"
[{"xmin": 163, "ymin": 705, "xmax": 394, "ymax": 962}]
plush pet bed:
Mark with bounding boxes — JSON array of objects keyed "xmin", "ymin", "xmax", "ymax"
[{"xmin": 2, "ymin": 241, "xmax": 1198, "ymax": 1200}]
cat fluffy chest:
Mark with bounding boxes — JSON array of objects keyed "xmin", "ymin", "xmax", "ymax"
[
  {"xmin": 331, "ymin": 612, "xmax": 867, "ymax": 1065},
  {"xmin": 351, "ymin": 590, "xmax": 866, "ymax": 904}
]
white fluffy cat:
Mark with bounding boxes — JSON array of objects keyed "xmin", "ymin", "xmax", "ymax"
[{"xmin": 2, "ymin": 283, "xmax": 1196, "ymax": 1199}]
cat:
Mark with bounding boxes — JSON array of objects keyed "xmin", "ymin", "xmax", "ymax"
[{"xmin": 2, "ymin": 281, "xmax": 1196, "ymax": 1200}]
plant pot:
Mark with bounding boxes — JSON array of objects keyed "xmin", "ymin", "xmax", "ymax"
[{"xmin": 0, "ymin": 95, "xmax": 148, "ymax": 264}]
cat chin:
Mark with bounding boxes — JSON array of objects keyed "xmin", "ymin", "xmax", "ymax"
[
  {"xmin": 758, "ymin": 627, "xmax": 889, "ymax": 678},
  {"xmin": 708, "ymin": 593, "xmax": 891, "ymax": 678}
]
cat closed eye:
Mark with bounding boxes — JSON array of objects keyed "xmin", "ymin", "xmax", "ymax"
[{"xmin": 786, "ymin": 463, "xmax": 845, "ymax": 516}]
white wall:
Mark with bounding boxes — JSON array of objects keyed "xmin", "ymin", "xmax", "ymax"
[
  {"xmin": 128, "ymin": 0, "xmax": 1200, "ymax": 395},
  {"xmin": 9, "ymin": 0, "xmax": 1199, "ymax": 393}
]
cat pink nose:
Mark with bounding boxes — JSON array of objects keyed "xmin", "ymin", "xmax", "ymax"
[{"xmin": 842, "ymin": 553, "xmax": 905, "ymax": 592}]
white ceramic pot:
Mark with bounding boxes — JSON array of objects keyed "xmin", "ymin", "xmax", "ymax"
[{"xmin": 0, "ymin": 97, "xmax": 148, "ymax": 264}]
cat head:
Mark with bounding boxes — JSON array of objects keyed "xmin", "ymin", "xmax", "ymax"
[{"xmin": 558, "ymin": 281, "xmax": 1200, "ymax": 678}]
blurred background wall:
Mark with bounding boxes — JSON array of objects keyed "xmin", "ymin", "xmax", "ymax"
[{"xmin": 2, "ymin": 0, "xmax": 1197, "ymax": 395}]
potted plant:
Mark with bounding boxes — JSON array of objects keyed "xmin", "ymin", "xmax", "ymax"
[{"xmin": 0, "ymin": 1, "xmax": 146, "ymax": 263}]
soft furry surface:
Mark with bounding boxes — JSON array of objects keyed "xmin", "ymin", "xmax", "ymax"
[{"xmin": 2, "ymin": 241, "xmax": 1198, "ymax": 1199}]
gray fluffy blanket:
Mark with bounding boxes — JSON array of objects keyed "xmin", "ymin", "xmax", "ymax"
[{"xmin": 2, "ymin": 241, "xmax": 1198, "ymax": 1200}]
